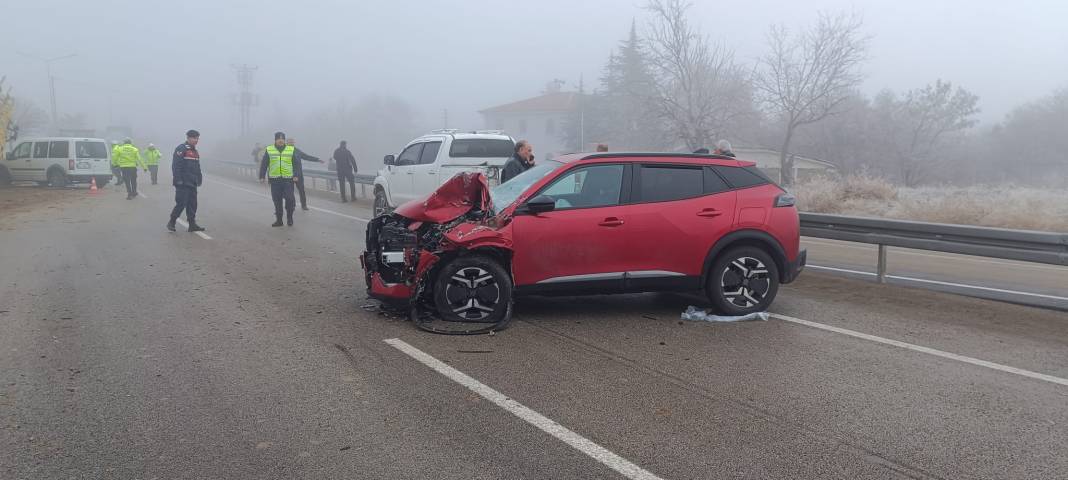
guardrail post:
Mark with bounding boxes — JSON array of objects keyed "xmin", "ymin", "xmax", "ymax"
[{"xmin": 877, "ymin": 244, "xmax": 888, "ymax": 284}]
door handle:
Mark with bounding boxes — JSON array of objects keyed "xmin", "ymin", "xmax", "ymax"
[
  {"xmin": 427, "ymin": 171, "xmax": 437, "ymax": 175},
  {"xmin": 598, "ymin": 217, "xmax": 624, "ymax": 227},
  {"xmin": 697, "ymin": 209, "xmax": 723, "ymax": 218},
  {"xmin": 406, "ymin": 171, "xmax": 414, "ymax": 175}
]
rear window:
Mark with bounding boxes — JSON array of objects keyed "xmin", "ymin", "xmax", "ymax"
[
  {"xmin": 449, "ymin": 139, "xmax": 514, "ymax": 158},
  {"xmin": 637, "ymin": 165, "xmax": 704, "ymax": 202},
  {"xmin": 49, "ymin": 141, "xmax": 69, "ymax": 158},
  {"xmin": 712, "ymin": 165, "xmax": 770, "ymax": 189},
  {"xmin": 76, "ymin": 141, "xmax": 108, "ymax": 159}
]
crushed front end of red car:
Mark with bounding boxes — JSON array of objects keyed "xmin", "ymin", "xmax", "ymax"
[{"xmin": 361, "ymin": 172, "xmax": 512, "ymax": 333}]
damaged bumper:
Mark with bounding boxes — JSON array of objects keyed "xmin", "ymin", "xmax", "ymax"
[{"xmin": 782, "ymin": 248, "xmax": 806, "ymax": 284}]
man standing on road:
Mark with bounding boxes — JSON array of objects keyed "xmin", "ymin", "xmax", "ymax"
[
  {"xmin": 286, "ymin": 137, "xmax": 323, "ymax": 211},
  {"xmin": 259, "ymin": 132, "xmax": 300, "ymax": 227},
  {"xmin": 144, "ymin": 143, "xmax": 162, "ymax": 185},
  {"xmin": 114, "ymin": 139, "xmax": 145, "ymax": 200},
  {"xmin": 332, "ymin": 140, "xmax": 357, "ymax": 203},
  {"xmin": 251, "ymin": 143, "xmax": 263, "ymax": 165},
  {"xmin": 110, "ymin": 141, "xmax": 124, "ymax": 191},
  {"xmin": 167, "ymin": 130, "xmax": 205, "ymax": 233},
  {"xmin": 501, "ymin": 140, "xmax": 534, "ymax": 183}
]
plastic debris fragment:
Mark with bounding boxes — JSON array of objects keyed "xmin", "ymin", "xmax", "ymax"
[{"xmin": 681, "ymin": 306, "xmax": 769, "ymax": 323}]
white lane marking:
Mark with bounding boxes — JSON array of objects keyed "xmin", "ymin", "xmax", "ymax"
[
  {"xmin": 803, "ymin": 238, "xmax": 1068, "ymax": 272},
  {"xmin": 807, "ymin": 265, "xmax": 1068, "ymax": 302},
  {"xmin": 769, "ymin": 313, "xmax": 1068, "ymax": 388},
  {"xmin": 175, "ymin": 218, "xmax": 212, "ymax": 240},
  {"xmin": 138, "ymin": 192, "xmax": 149, "ymax": 199},
  {"xmin": 384, "ymin": 338, "xmax": 664, "ymax": 480},
  {"xmin": 206, "ymin": 177, "xmax": 370, "ymax": 223}
]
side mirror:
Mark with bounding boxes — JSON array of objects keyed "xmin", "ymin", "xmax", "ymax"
[
  {"xmin": 522, "ymin": 195, "xmax": 556, "ymax": 215},
  {"xmin": 383, "ymin": 154, "xmax": 395, "ymax": 165}
]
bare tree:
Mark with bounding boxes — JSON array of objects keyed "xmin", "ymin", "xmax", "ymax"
[
  {"xmin": 645, "ymin": 0, "xmax": 752, "ymax": 151},
  {"xmin": 878, "ymin": 80, "xmax": 979, "ymax": 186},
  {"xmin": 755, "ymin": 12, "xmax": 868, "ymax": 186}
]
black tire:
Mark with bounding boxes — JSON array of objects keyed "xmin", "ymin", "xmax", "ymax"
[
  {"xmin": 94, "ymin": 176, "xmax": 111, "ymax": 187},
  {"xmin": 46, "ymin": 168, "xmax": 68, "ymax": 188},
  {"xmin": 706, "ymin": 246, "xmax": 780, "ymax": 315},
  {"xmin": 432, "ymin": 255, "xmax": 514, "ymax": 329},
  {"xmin": 0, "ymin": 166, "xmax": 11, "ymax": 186},
  {"xmin": 373, "ymin": 188, "xmax": 390, "ymax": 217}
]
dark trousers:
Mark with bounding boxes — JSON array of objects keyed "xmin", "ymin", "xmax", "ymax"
[
  {"xmin": 295, "ymin": 176, "xmax": 308, "ymax": 209},
  {"xmin": 170, "ymin": 185, "xmax": 198, "ymax": 222},
  {"xmin": 112, "ymin": 167, "xmax": 123, "ymax": 187},
  {"xmin": 337, "ymin": 173, "xmax": 356, "ymax": 201},
  {"xmin": 269, "ymin": 178, "xmax": 296, "ymax": 219},
  {"xmin": 121, "ymin": 167, "xmax": 138, "ymax": 197},
  {"xmin": 148, "ymin": 165, "xmax": 158, "ymax": 184}
]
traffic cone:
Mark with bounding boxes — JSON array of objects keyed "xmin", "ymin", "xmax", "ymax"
[{"xmin": 89, "ymin": 177, "xmax": 99, "ymax": 194}]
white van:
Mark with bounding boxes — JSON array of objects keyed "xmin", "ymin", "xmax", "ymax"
[{"xmin": 1, "ymin": 137, "xmax": 114, "ymax": 187}]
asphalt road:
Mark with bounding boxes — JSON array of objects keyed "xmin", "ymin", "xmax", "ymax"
[{"xmin": 2, "ymin": 171, "xmax": 1067, "ymax": 479}]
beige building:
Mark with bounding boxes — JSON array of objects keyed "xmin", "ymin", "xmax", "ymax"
[{"xmin": 479, "ymin": 84, "xmax": 577, "ymax": 159}]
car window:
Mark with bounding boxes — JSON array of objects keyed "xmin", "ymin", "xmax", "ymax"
[
  {"xmin": 449, "ymin": 139, "xmax": 514, "ymax": 158},
  {"xmin": 396, "ymin": 143, "xmax": 423, "ymax": 166},
  {"xmin": 10, "ymin": 142, "xmax": 32, "ymax": 160},
  {"xmin": 76, "ymin": 141, "xmax": 108, "ymax": 159},
  {"xmin": 540, "ymin": 164, "xmax": 624, "ymax": 209},
  {"xmin": 488, "ymin": 160, "xmax": 561, "ymax": 212},
  {"xmin": 34, "ymin": 142, "xmax": 49, "ymax": 158},
  {"xmin": 49, "ymin": 141, "xmax": 69, "ymax": 159},
  {"xmin": 637, "ymin": 165, "xmax": 704, "ymax": 203},
  {"xmin": 704, "ymin": 167, "xmax": 731, "ymax": 194},
  {"xmin": 712, "ymin": 165, "xmax": 770, "ymax": 189},
  {"xmin": 418, "ymin": 141, "xmax": 441, "ymax": 165}
]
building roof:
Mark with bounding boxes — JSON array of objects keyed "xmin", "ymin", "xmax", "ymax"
[{"xmin": 479, "ymin": 92, "xmax": 580, "ymax": 115}]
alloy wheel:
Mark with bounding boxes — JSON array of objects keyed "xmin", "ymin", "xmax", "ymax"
[
  {"xmin": 442, "ymin": 267, "xmax": 500, "ymax": 321},
  {"xmin": 720, "ymin": 256, "xmax": 771, "ymax": 308}
]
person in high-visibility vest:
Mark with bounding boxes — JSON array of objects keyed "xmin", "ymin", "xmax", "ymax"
[
  {"xmin": 114, "ymin": 139, "xmax": 146, "ymax": 199},
  {"xmin": 258, "ymin": 131, "xmax": 301, "ymax": 227},
  {"xmin": 110, "ymin": 141, "xmax": 124, "ymax": 190},
  {"xmin": 144, "ymin": 143, "xmax": 162, "ymax": 185}
]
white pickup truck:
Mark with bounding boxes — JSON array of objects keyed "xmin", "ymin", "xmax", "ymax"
[{"xmin": 373, "ymin": 130, "xmax": 515, "ymax": 216}]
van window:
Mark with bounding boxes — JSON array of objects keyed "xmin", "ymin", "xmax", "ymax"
[
  {"xmin": 10, "ymin": 142, "xmax": 32, "ymax": 160},
  {"xmin": 76, "ymin": 141, "xmax": 108, "ymax": 159},
  {"xmin": 34, "ymin": 142, "xmax": 49, "ymax": 158},
  {"xmin": 49, "ymin": 141, "xmax": 70, "ymax": 159}
]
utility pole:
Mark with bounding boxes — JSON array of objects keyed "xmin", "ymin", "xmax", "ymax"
[
  {"xmin": 18, "ymin": 52, "xmax": 77, "ymax": 132},
  {"xmin": 231, "ymin": 64, "xmax": 259, "ymax": 137}
]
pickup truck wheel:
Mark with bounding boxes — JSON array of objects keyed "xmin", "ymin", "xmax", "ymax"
[{"xmin": 373, "ymin": 189, "xmax": 389, "ymax": 217}]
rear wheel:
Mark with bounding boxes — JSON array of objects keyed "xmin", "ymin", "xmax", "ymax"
[
  {"xmin": 0, "ymin": 166, "xmax": 11, "ymax": 186},
  {"xmin": 706, "ymin": 247, "xmax": 780, "ymax": 315},
  {"xmin": 432, "ymin": 255, "xmax": 514, "ymax": 330},
  {"xmin": 46, "ymin": 168, "xmax": 68, "ymax": 188},
  {"xmin": 94, "ymin": 176, "xmax": 111, "ymax": 187}
]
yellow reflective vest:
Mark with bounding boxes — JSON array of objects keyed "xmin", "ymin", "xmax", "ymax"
[
  {"xmin": 114, "ymin": 144, "xmax": 145, "ymax": 169},
  {"xmin": 266, "ymin": 145, "xmax": 295, "ymax": 178},
  {"xmin": 144, "ymin": 147, "xmax": 162, "ymax": 166}
]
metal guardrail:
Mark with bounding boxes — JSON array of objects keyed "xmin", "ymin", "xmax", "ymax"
[
  {"xmin": 214, "ymin": 159, "xmax": 376, "ymax": 198},
  {"xmin": 800, "ymin": 213, "xmax": 1068, "ymax": 282}
]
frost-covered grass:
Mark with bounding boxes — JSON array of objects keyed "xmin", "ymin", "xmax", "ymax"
[{"xmin": 793, "ymin": 175, "xmax": 1068, "ymax": 232}]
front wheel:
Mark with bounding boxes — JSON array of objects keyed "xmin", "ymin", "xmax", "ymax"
[
  {"xmin": 373, "ymin": 189, "xmax": 390, "ymax": 217},
  {"xmin": 432, "ymin": 255, "xmax": 514, "ymax": 330},
  {"xmin": 47, "ymin": 169, "xmax": 68, "ymax": 188},
  {"xmin": 706, "ymin": 247, "xmax": 780, "ymax": 315}
]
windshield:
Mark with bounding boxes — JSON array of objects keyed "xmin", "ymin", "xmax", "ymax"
[{"xmin": 489, "ymin": 160, "xmax": 562, "ymax": 212}]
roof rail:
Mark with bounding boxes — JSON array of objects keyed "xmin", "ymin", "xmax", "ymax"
[
  {"xmin": 429, "ymin": 129, "xmax": 459, "ymax": 135},
  {"xmin": 472, "ymin": 130, "xmax": 505, "ymax": 135}
]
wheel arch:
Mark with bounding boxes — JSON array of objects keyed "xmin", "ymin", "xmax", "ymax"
[{"xmin": 701, "ymin": 229, "xmax": 789, "ymax": 286}]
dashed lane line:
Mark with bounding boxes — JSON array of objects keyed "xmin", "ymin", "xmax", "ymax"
[
  {"xmin": 384, "ymin": 338, "xmax": 665, "ymax": 480},
  {"xmin": 769, "ymin": 313, "xmax": 1068, "ymax": 388},
  {"xmin": 175, "ymin": 219, "xmax": 212, "ymax": 239}
]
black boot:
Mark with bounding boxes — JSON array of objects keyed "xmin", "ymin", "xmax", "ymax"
[
  {"xmin": 187, "ymin": 221, "xmax": 205, "ymax": 232},
  {"xmin": 287, "ymin": 214, "xmax": 294, "ymax": 226},
  {"xmin": 272, "ymin": 215, "xmax": 283, "ymax": 227},
  {"xmin": 166, "ymin": 219, "xmax": 177, "ymax": 232}
]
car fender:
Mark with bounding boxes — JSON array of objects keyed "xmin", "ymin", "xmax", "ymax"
[
  {"xmin": 701, "ymin": 228, "xmax": 789, "ymax": 285},
  {"xmin": 373, "ymin": 174, "xmax": 394, "ymax": 207},
  {"xmin": 444, "ymin": 223, "xmax": 513, "ymax": 250}
]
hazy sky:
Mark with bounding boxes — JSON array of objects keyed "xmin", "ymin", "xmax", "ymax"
[{"xmin": 3, "ymin": 0, "xmax": 1066, "ymax": 145}]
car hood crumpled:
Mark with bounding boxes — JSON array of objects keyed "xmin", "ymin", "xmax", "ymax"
[{"xmin": 392, "ymin": 172, "xmax": 493, "ymax": 223}]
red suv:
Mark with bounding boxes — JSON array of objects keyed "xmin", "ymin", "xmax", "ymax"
[{"xmin": 361, "ymin": 153, "xmax": 805, "ymax": 333}]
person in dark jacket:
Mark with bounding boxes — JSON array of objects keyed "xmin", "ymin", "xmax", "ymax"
[
  {"xmin": 286, "ymin": 137, "xmax": 323, "ymax": 210},
  {"xmin": 332, "ymin": 140, "xmax": 357, "ymax": 202},
  {"xmin": 501, "ymin": 140, "xmax": 534, "ymax": 183},
  {"xmin": 167, "ymin": 130, "xmax": 205, "ymax": 233}
]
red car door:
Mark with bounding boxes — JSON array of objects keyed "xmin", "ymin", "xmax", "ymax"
[
  {"xmin": 510, "ymin": 164, "xmax": 631, "ymax": 292},
  {"xmin": 620, "ymin": 164, "xmax": 737, "ymax": 290}
]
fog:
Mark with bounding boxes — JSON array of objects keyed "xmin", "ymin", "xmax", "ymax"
[{"xmin": 3, "ymin": 0, "xmax": 1066, "ymax": 174}]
